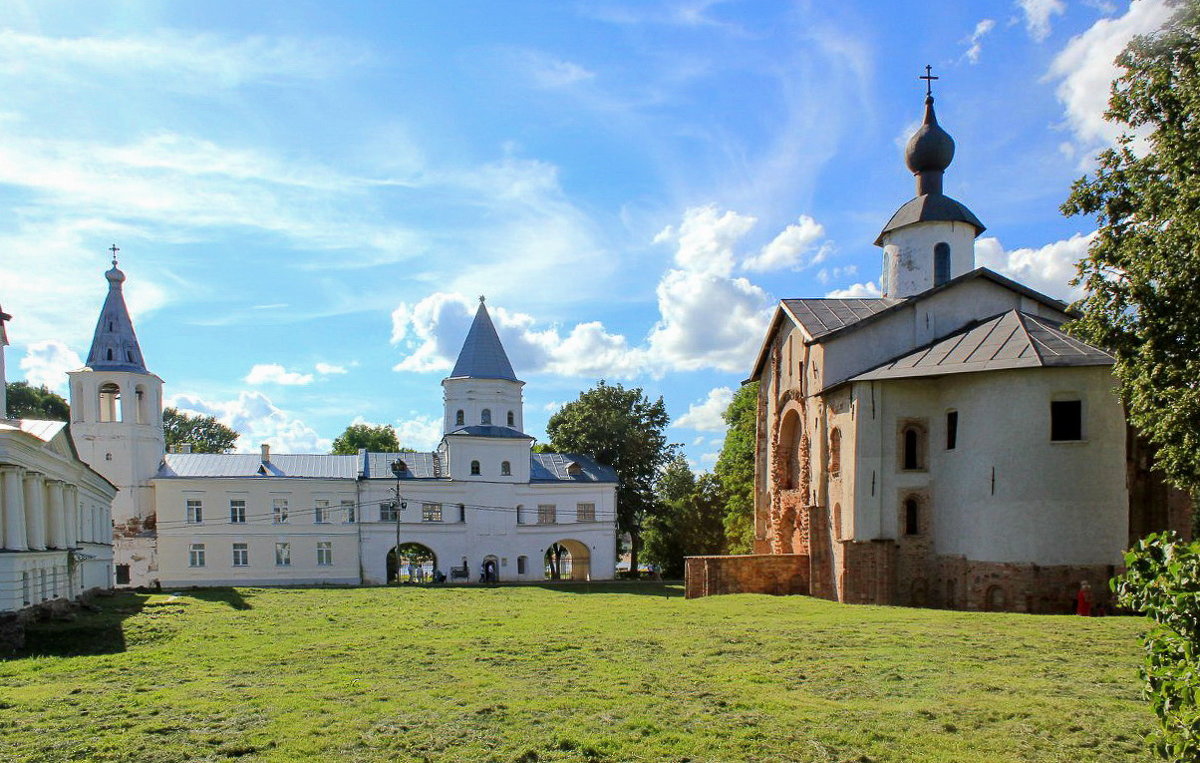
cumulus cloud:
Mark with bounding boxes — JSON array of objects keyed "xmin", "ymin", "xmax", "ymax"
[
  {"xmin": 825, "ymin": 282, "xmax": 882, "ymax": 298},
  {"xmin": 394, "ymin": 415, "xmax": 444, "ymax": 451},
  {"xmin": 976, "ymin": 233, "xmax": 1094, "ymax": 302},
  {"xmin": 964, "ymin": 18, "xmax": 997, "ymax": 63},
  {"xmin": 654, "ymin": 205, "xmax": 757, "ymax": 276},
  {"xmin": 742, "ymin": 215, "xmax": 828, "ymax": 272},
  {"xmin": 315, "ymin": 362, "xmax": 347, "ymax": 375},
  {"xmin": 169, "ymin": 390, "xmax": 329, "ymax": 453},
  {"xmin": 675, "ymin": 386, "xmax": 734, "ymax": 431},
  {"xmin": 244, "ymin": 363, "xmax": 315, "ymax": 386},
  {"xmin": 1048, "ymin": 0, "xmax": 1174, "ymax": 152},
  {"xmin": 17, "ymin": 339, "xmax": 84, "ymax": 391},
  {"xmin": 1018, "ymin": 0, "xmax": 1066, "ymax": 42}
]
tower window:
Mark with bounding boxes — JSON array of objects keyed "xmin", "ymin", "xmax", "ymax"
[
  {"xmin": 481, "ymin": 409, "xmax": 492, "ymax": 425},
  {"xmin": 946, "ymin": 411, "xmax": 958, "ymax": 450},
  {"xmin": 904, "ymin": 497, "xmax": 920, "ymax": 536},
  {"xmin": 106, "ymin": 348, "xmax": 113, "ymax": 361},
  {"xmin": 98, "ymin": 382, "xmax": 122, "ymax": 422},
  {"xmin": 501, "ymin": 461, "xmax": 511, "ymax": 476},
  {"xmin": 470, "ymin": 460, "xmax": 480, "ymax": 476},
  {"xmin": 126, "ymin": 350, "xmax": 133, "ymax": 362},
  {"xmin": 507, "ymin": 410, "xmax": 514, "ymax": 427},
  {"xmin": 455, "ymin": 410, "xmax": 464, "ymax": 426},
  {"xmin": 934, "ymin": 243, "xmax": 951, "ymax": 286},
  {"xmin": 1051, "ymin": 400, "xmax": 1083, "ymax": 441}
]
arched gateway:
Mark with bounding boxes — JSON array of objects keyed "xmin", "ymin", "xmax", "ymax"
[
  {"xmin": 387, "ymin": 543, "xmax": 437, "ymax": 583},
  {"xmin": 544, "ymin": 539, "xmax": 591, "ymax": 581}
]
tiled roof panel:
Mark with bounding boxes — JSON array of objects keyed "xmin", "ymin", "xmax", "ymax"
[
  {"xmin": 157, "ymin": 453, "xmax": 359, "ymax": 479},
  {"xmin": 782, "ymin": 298, "xmax": 899, "ymax": 340}
]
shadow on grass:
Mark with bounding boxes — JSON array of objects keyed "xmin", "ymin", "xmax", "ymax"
[
  {"xmin": 521, "ymin": 581, "xmax": 685, "ymax": 597},
  {"xmin": 13, "ymin": 591, "xmax": 150, "ymax": 659},
  {"xmin": 178, "ymin": 588, "xmax": 254, "ymax": 610}
]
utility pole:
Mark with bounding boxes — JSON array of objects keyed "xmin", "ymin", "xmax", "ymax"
[{"xmin": 390, "ymin": 458, "xmax": 407, "ymax": 582}]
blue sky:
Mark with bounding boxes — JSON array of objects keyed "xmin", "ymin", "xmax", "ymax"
[{"xmin": 0, "ymin": 0, "xmax": 1173, "ymax": 467}]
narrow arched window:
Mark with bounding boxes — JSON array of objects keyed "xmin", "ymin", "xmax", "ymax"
[
  {"xmin": 829, "ymin": 428, "xmax": 841, "ymax": 476},
  {"xmin": 455, "ymin": 409, "xmax": 464, "ymax": 426},
  {"xmin": 470, "ymin": 460, "xmax": 480, "ymax": 476},
  {"xmin": 135, "ymin": 386, "xmax": 147, "ymax": 425},
  {"xmin": 903, "ymin": 427, "xmax": 920, "ymax": 470},
  {"xmin": 905, "ymin": 498, "xmax": 920, "ymax": 536},
  {"xmin": 501, "ymin": 461, "xmax": 511, "ymax": 476},
  {"xmin": 106, "ymin": 348, "xmax": 113, "ymax": 361},
  {"xmin": 934, "ymin": 242, "xmax": 951, "ymax": 286},
  {"xmin": 481, "ymin": 409, "xmax": 492, "ymax": 425},
  {"xmin": 507, "ymin": 410, "xmax": 514, "ymax": 427},
  {"xmin": 98, "ymin": 383, "xmax": 121, "ymax": 423}
]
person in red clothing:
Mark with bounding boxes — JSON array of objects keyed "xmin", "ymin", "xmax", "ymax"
[{"xmin": 1076, "ymin": 580, "xmax": 1093, "ymax": 616}]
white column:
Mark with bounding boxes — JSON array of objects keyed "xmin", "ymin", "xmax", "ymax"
[
  {"xmin": 23, "ymin": 472, "xmax": 46, "ymax": 550},
  {"xmin": 46, "ymin": 480, "xmax": 66, "ymax": 549},
  {"xmin": 64, "ymin": 485, "xmax": 78, "ymax": 548},
  {"xmin": 2, "ymin": 466, "xmax": 26, "ymax": 551}
]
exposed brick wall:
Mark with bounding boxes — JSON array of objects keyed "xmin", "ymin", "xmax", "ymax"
[{"xmin": 684, "ymin": 554, "xmax": 809, "ymax": 599}]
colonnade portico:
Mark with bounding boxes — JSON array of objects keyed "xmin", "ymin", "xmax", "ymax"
[
  {"xmin": 0, "ymin": 465, "xmax": 111, "ymax": 552},
  {"xmin": 1, "ymin": 465, "xmax": 25, "ymax": 550}
]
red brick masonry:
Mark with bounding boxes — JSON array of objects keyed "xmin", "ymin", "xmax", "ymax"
[{"xmin": 684, "ymin": 554, "xmax": 809, "ymax": 599}]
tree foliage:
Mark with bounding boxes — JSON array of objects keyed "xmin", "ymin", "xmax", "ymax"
[
  {"xmin": 656, "ymin": 454, "xmax": 697, "ymax": 504},
  {"xmin": 1062, "ymin": 0, "xmax": 1200, "ymax": 497},
  {"xmin": 163, "ymin": 407, "xmax": 239, "ymax": 454},
  {"xmin": 642, "ymin": 472, "xmax": 727, "ymax": 578},
  {"xmin": 546, "ymin": 380, "xmax": 675, "ymax": 573},
  {"xmin": 6, "ymin": 381, "xmax": 69, "ymax": 421},
  {"xmin": 331, "ymin": 423, "xmax": 407, "ymax": 454},
  {"xmin": 1113, "ymin": 532, "xmax": 1200, "ymax": 759},
  {"xmin": 715, "ymin": 381, "xmax": 757, "ymax": 553}
]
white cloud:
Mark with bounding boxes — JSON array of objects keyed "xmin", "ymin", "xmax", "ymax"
[
  {"xmin": 544, "ymin": 401, "xmax": 563, "ymax": 413},
  {"xmin": 645, "ymin": 268, "xmax": 770, "ymax": 373},
  {"xmin": 825, "ymin": 282, "xmax": 882, "ymax": 298},
  {"xmin": 515, "ymin": 50, "xmax": 596, "ymax": 89},
  {"xmin": 315, "ymin": 362, "xmax": 348, "ymax": 375},
  {"xmin": 169, "ymin": 390, "xmax": 330, "ymax": 453},
  {"xmin": 675, "ymin": 386, "xmax": 734, "ymax": 431},
  {"xmin": 1048, "ymin": 0, "xmax": 1174, "ymax": 151},
  {"xmin": 16, "ymin": 339, "xmax": 83, "ymax": 391},
  {"xmin": 742, "ymin": 215, "xmax": 828, "ymax": 272},
  {"xmin": 964, "ymin": 18, "xmax": 997, "ymax": 63},
  {"xmin": 976, "ymin": 233, "xmax": 1094, "ymax": 302},
  {"xmin": 1018, "ymin": 0, "xmax": 1066, "ymax": 42},
  {"xmin": 244, "ymin": 363, "xmax": 315, "ymax": 386},
  {"xmin": 394, "ymin": 415, "xmax": 444, "ymax": 451},
  {"xmin": 655, "ymin": 204, "xmax": 757, "ymax": 276}
]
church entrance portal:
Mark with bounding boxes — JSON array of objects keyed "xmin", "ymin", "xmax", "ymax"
[
  {"xmin": 387, "ymin": 543, "xmax": 437, "ymax": 583},
  {"xmin": 482, "ymin": 555, "xmax": 499, "ymax": 583},
  {"xmin": 545, "ymin": 539, "xmax": 591, "ymax": 581}
]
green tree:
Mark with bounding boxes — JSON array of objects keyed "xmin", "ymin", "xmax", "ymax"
[
  {"xmin": 330, "ymin": 423, "xmax": 410, "ymax": 454},
  {"xmin": 642, "ymin": 473, "xmax": 728, "ymax": 578},
  {"xmin": 657, "ymin": 453, "xmax": 696, "ymax": 503},
  {"xmin": 546, "ymin": 380, "xmax": 674, "ymax": 574},
  {"xmin": 1062, "ymin": 0, "xmax": 1200, "ymax": 500},
  {"xmin": 1112, "ymin": 532, "xmax": 1200, "ymax": 759},
  {"xmin": 715, "ymin": 382, "xmax": 757, "ymax": 553},
  {"xmin": 5, "ymin": 381, "xmax": 69, "ymax": 421},
  {"xmin": 163, "ymin": 407, "xmax": 239, "ymax": 454}
]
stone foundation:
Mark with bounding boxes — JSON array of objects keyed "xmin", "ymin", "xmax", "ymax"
[{"xmin": 684, "ymin": 554, "xmax": 809, "ymax": 599}]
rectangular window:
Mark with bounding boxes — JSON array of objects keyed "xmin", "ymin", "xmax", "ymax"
[
  {"xmin": 314, "ymin": 499, "xmax": 330, "ymax": 524},
  {"xmin": 317, "ymin": 541, "xmax": 333, "ymax": 566},
  {"xmin": 186, "ymin": 499, "xmax": 203, "ymax": 524},
  {"xmin": 576, "ymin": 502, "xmax": 596, "ymax": 522},
  {"xmin": 380, "ymin": 501, "xmax": 397, "ymax": 522},
  {"xmin": 189, "ymin": 543, "xmax": 206, "ymax": 567},
  {"xmin": 517, "ymin": 556, "xmax": 527, "ymax": 574},
  {"xmin": 538, "ymin": 504, "xmax": 557, "ymax": 524},
  {"xmin": 946, "ymin": 411, "xmax": 958, "ymax": 450},
  {"xmin": 422, "ymin": 502, "xmax": 442, "ymax": 522},
  {"xmin": 275, "ymin": 542, "xmax": 291, "ymax": 566},
  {"xmin": 272, "ymin": 498, "xmax": 289, "ymax": 524},
  {"xmin": 229, "ymin": 499, "xmax": 246, "ymax": 524},
  {"xmin": 1051, "ymin": 400, "xmax": 1083, "ymax": 441},
  {"xmin": 115, "ymin": 564, "xmax": 131, "ymax": 584},
  {"xmin": 341, "ymin": 499, "xmax": 356, "ymax": 523},
  {"xmin": 232, "ymin": 543, "xmax": 249, "ymax": 567}
]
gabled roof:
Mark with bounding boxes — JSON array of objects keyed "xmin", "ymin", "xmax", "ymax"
[
  {"xmin": 531, "ymin": 453, "xmax": 617, "ymax": 483},
  {"xmin": 448, "ymin": 300, "xmax": 518, "ymax": 382},
  {"xmin": 782, "ymin": 297, "xmax": 899, "ymax": 341},
  {"xmin": 363, "ymin": 451, "xmax": 441, "ymax": 479},
  {"xmin": 157, "ymin": 453, "xmax": 359, "ymax": 479},
  {"xmin": 86, "ymin": 263, "xmax": 150, "ymax": 373},
  {"xmin": 847, "ymin": 310, "xmax": 1112, "ymax": 385}
]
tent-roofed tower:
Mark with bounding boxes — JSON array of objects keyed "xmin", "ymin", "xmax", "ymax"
[
  {"xmin": 877, "ymin": 68, "xmax": 985, "ymax": 299},
  {"xmin": 68, "ymin": 248, "xmax": 165, "ymax": 587}
]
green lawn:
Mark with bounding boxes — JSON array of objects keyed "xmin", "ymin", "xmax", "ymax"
[{"xmin": 1, "ymin": 584, "xmax": 1154, "ymax": 762}]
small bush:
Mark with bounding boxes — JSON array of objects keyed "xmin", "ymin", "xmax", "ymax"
[{"xmin": 1112, "ymin": 532, "xmax": 1200, "ymax": 760}]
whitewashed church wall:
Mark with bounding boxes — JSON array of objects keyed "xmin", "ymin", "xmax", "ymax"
[
  {"xmin": 880, "ymin": 220, "xmax": 977, "ymax": 299},
  {"xmin": 442, "ymin": 378, "xmax": 525, "ymax": 432},
  {"xmin": 443, "ymin": 436, "xmax": 532, "ymax": 482}
]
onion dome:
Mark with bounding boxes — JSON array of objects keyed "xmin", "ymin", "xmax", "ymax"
[{"xmin": 905, "ymin": 96, "xmax": 955, "ymax": 178}]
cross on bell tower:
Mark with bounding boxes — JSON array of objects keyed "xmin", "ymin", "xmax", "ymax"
[
  {"xmin": 109, "ymin": 243, "xmax": 120, "ymax": 267},
  {"xmin": 920, "ymin": 64, "xmax": 938, "ymax": 98}
]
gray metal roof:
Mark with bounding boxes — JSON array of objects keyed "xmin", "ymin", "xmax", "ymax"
[
  {"xmin": 363, "ymin": 451, "xmax": 441, "ymax": 480},
  {"xmin": 875, "ymin": 193, "xmax": 985, "ymax": 246},
  {"xmin": 157, "ymin": 453, "xmax": 359, "ymax": 479},
  {"xmin": 783, "ymin": 298, "xmax": 899, "ymax": 340},
  {"xmin": 448, "ymin": 300, "xmax": 518, "ymax": 381},
  {"xmin": 531, "ymin": 453, "xmax": 618, "ymax": 483},
  {"xmin": 849, "ymin": 310, "xmax": 1113, "ymax": 383},
  {"xmin": 86, "ymin": 264, "xmax": 150, "ymax": 373},
  {"xmin": 445, "ymin": 425, "xmax": 533, "ymax": 439}
]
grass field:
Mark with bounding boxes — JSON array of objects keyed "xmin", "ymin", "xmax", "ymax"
[{"xmin": 1, "ymin": 584, "xmax": 1154, "ymax": 762}]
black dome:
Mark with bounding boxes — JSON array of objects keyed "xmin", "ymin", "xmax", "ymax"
[{"xmin": 905, "ymin": 96, "xmax": 955, "ymax": 174}]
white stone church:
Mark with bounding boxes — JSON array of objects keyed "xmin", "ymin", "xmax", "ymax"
[
  {"xmin": 65, "ymin": 267, "xmax": 618, "ymax": 588},
  {"xmin": 688, "ymin": 86, "xmax": 1190, "ymax": 612}
]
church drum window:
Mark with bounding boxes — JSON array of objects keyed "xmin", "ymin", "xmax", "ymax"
[
  {"xmin": 507, "ymin": 410, "xmax": 515, "ymax": 427},
  {"xmin": 904, "ymin": 497, "xmax": 920, "ymax": 536},
  {"xmin": 946, "ymin": 411, "xmax": 958, "ymax": 450},
  {"xmin": 1051, "ymin": 399, "xmax": 1083, "ymax": 441},
  {"xmin": 455, "ymin": 409, "xmax": 464, "ymax": 426},
  {"xmin": 481, "ymin": 408, "xmax": 492, "ymax": 425},
  {"xmin": 501, "ymin": 460, "xmax": 511, "ymax": 476},
  {"xmin": 470, "ymin": 460, "xmax": 481, "ymax": 476},
  {"xmin": 934, "ymin": 242, "xmax": 951, "ymax": 286}
]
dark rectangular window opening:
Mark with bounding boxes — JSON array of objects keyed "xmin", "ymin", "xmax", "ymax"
[
  {"xmin": 946, "ymin": 411, "xmax": 958, "ymax": 450},
  {"xmin": 1051, "ymin": 400, "xmax": 1083, "ymax": 441},
  {"xmin": 115, "ymin": 564, "xmax": 131, "ymax": 585}
]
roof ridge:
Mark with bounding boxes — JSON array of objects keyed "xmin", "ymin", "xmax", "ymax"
[{"xmin": 1012, "ymin": 311, "xmax": 1046, "ymax": 365}]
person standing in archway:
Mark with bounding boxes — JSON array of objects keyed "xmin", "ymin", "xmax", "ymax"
[{"xmin": 1076, "ymin": 581, "xmax": 1093, "ymax": 616}]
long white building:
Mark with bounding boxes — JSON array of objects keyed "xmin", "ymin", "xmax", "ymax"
[{"xmin": 65, "ymin": 273, "xmax": 618, "ymax": 588}]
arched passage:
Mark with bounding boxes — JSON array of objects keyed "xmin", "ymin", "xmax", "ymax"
[
  {"xmin": 387, "ymin": 542, "xmax": 437, "ymax": 583},
  {"xmin": 777, "ymin": 409, "xmax": 802, "ymax": 490},
  {"xmin": 545, "ymin": 539, "xmax": 591, "ymax": 581}
]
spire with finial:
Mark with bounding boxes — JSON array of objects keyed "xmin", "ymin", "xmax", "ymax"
[
  {"xmin": 86, "ymin": 247, "xmax": 148, "ymax": 373},
  {"xmin": 449, "ymin": 297, "xmax": 517, "ymax": 381},
  {"xmin": 905, "ymin": 65, "xmax": 956, "ymax": 196}
]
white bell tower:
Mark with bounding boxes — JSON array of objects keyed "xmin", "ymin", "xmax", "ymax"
[{"xmin": 68, "ymin": 248, "xmax": 165, "ymax": 586}]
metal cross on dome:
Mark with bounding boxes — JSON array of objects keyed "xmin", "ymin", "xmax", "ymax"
[
  {"xmin": 109, "ymin": 243, "xmax": 120, "ymax": 267},
  {"xmin": 920, "ymin": 64, "xmax": 938, "ymax": 97}
]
